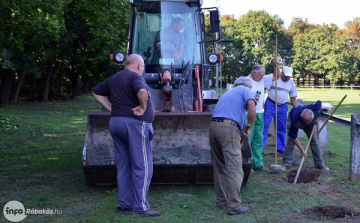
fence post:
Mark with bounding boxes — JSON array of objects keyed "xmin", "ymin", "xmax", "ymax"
[{"xmin": 349, "ymin": 112, "xmax": 360, "ymax": 181}]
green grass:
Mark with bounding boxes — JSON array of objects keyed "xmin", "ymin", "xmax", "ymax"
[
  {"xmin": 295, "ymin": 87, "xmax": 359, "ymax": 120},
  {"xmin": 1, "ymin": 90, "xmax": 360, "ymax": 223}
]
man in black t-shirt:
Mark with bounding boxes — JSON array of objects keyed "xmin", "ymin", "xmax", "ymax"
[{"xmin": 92, "ymin": 54, "xmax": 161, "ymax": 217}]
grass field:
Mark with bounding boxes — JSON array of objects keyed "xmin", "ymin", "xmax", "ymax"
[
  {"xmin": 295, "ymin": 87, "xmax": 359, "ymax": 120},
  {"xmin": 0, "ymin": 88, "xmax": 359, "ymax": 222}
]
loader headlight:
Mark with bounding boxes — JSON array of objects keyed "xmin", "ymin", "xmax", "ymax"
[
  {"xmin": 110, "ymin": 52, "xmax": 126, "ymax": 63},
  {"xmin": 208, "ymin": 53, "xmax": 223, "ymax": 64}
]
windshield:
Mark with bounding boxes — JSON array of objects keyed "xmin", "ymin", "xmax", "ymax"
[{"xmin": 130, "ymin": 1, "xmax": 201, "ymax": 66}]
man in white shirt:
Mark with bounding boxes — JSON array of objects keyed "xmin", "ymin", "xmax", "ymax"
[
  {"xmin": 263, "ymin": 66, "xmax": 297, "ymax": 153},
  {"xmin": 247, "ymin": 60, "xmax": 279, "ymax": 171}
]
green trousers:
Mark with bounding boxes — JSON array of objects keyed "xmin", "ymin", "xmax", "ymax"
[{"xmin": 248, "ymin": 113, "xmax": 264, "ymax": 169}]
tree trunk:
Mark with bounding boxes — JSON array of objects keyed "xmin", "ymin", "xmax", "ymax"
[
  {"xmin": 70, "ymin": 73, "xmax": 79, "ymax": 99},
  {"xmin": 42, "ymin": 59, "xmax": 54, "ymax": 102},
  {"xmin": 11, "ymin": 62, "xmax": 26, "ymax": 105},
  {"xmin": 81, "ymin": 78, "xmax": 89, "ymax": 94},
  {"xmin": 314, "ymin": 77, "xmax": 319, "ymax": 85},
  {"xmin": 69, "ymin": 57, "xmax": 78, "ymax": 99},
  {"xmin": 0, "ymin": 69, "xmax": 14, "ymax": 105}
]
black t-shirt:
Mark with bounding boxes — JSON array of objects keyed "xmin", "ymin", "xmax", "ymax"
[{"xmin": 92, "ymin": 69, "xmax": 155, "ymax": 123}]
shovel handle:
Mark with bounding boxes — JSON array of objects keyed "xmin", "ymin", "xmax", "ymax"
[
  {"xmin": 240, "ymin": 124, "xmax": 251, "ymax": 145},
  {"xmin": 294, "ymin": 124, "xmax": 316, "ymax": 184},
  {"xmin": 317, "ymin": 95, "xmax": 347, "ymax": 136}
]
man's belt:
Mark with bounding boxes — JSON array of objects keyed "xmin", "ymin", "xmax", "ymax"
[
  {"xmin": 211, "ymin": 118, "xmax": 240, "ymax": 129},
  {"xmin": 268, "ymin": 98, "xmax": 286, "ymax": 106}
]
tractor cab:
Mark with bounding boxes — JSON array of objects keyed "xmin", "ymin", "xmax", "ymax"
[{"xmin": 112, "ymin": 0, "xmax": 221, "ymax": 112}]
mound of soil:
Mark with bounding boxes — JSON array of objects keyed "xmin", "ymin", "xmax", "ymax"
[
  {"xmin": 304, "ymin": 205, "xmax": 360, "ymax": 219},
  {"xmin": 153, "ymin": 147, "xmax": 212, "ymax": 165}
]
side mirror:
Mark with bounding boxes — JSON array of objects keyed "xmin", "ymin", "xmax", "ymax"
[
  {"xmin": 210, "ymin": 10, "xmax": 220, "ymax": 33},
  {"xmin": 197, "ymin": 7, "xmax": 221, "ymax": 43}
]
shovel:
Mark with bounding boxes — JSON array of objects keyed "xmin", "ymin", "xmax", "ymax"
[{"xmin": 293, "ymin": 124, "xmax": 316, "ymax": 184}]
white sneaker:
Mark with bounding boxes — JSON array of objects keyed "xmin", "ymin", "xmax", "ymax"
[{"xmin": 280, "ymin": 165, "xmax": 291, "ymax": 171}]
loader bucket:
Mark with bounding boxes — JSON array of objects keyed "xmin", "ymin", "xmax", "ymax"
[{"xmin": 82, "ymin": 111, "xmax": 252, "ymax": 186}]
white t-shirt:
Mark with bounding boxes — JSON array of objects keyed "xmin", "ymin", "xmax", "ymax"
[
  {"xmin": 248, "ymin": 73, "xmax": 273, "ymax": 113},
  {"xmin": 267, "ymin": 78, "xmax": 297, "ymax": 104}
]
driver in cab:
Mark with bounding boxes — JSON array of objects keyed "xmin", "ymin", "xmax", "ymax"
[{"xmin": 153, "ymin": 17, "xmax": 185, "ymax": 62}]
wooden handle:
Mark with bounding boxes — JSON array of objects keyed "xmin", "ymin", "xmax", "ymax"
[
  {"xmin": 317, "ymin": 95, "xmax": 347, "ymax": 136},
  {"xmin": 294, "ymin": 124, "xmax": 316, "ymax": 184},
  {"xmin": 240, "ymin": 124, "xmax": 251, "ymax": 145}
]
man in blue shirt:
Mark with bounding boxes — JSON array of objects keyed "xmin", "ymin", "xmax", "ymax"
[
  {"xmin": 209, "ymin": 77, "xmax": 256, "ymax": 215},
  {"xmin": 282, "ymin": 100, "xmax": 329, "ymax": 170}
]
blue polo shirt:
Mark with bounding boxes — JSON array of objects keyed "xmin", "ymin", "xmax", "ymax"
[
  {"xmin": 288, "ymin": 100, "xmax": 322, "ymax": 139},
  {"xmin": 212, "ymin": 85, "xmax": 254, "ymax": 131}
]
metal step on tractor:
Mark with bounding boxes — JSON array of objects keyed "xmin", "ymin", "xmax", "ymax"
[{"xmin": 82, "ymin": 0, "xmax": 252, "ymax": 186}]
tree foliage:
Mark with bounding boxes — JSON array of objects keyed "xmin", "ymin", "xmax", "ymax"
[
  {"xmin": 1, "ymin": 3, "xmax": 360, "ymax": 104},
  {"xmin": 220, "ymin": 10, "xmax": 287, "ymax": 83},
  {"xmin": 218, "ymin": 12, "xmax": 360, "ymax": 87},
  {"xmin": 0, "ymin": 0, "xmax": 129, "ymax": 104}
]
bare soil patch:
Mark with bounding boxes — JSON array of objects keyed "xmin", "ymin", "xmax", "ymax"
[
  {"xmin": 303, "ymin": 205, "xmax": 360, "ymax": 220},
  {"xmin": 286, "ymin": 169, "xmax": 320, "ymax": 183}
]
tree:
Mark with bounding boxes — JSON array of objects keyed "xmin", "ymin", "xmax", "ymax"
[
  {"xmin": 234, "ymin": 10, "xmax": 284, "ymax": 76},
  {"xmin": 342, "ymin": 18, "xmax": 360, "ymax": 85},
  {"xmin": 0, "ymin": 0, "xmax": 130, "ymax": 104},
  {"xmin": 61, "ymin": 1, "xmax": 129, "ymax": 99},
  {"xmin": 0, "ymin": 0, "xmax": 68, "ymax": 104},
  {"xmin": 218, "ymin": 15, "xmax": 239, "ymax": 85},
  {"xmin": 292, "ymin": 24, "xmax": 352, "ymax": 86}
]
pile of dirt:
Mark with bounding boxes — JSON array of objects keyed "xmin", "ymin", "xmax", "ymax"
[
  {"xmin": 303, "ymin": 205, "xmax": 360, "ymax": 220},
  {"xmin": 153, "ymin": 147, "xmax": 212, "ymax": 165},
  {"xmin": 86, "ymin": 143, "xmax": 114, "ymax": 165}
]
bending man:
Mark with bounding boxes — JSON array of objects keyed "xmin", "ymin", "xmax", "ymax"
[{"xmin": 282, "ymin": 100, "xmax": 329, "ymax": 171}]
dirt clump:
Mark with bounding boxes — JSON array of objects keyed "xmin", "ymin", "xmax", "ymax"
[{"xmin": 303, "ymin": 205, "xmax": 360, "ymax": 220}]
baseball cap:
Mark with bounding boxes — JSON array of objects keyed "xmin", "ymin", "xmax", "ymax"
[{"xmin": 283, "ymin": 66, "xmax": 293, "ymax": 77}]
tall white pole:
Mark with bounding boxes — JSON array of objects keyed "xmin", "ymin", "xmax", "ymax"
[{"xmin": 215, "ymin": 0, "xmax": 222, "ymax": 97}]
